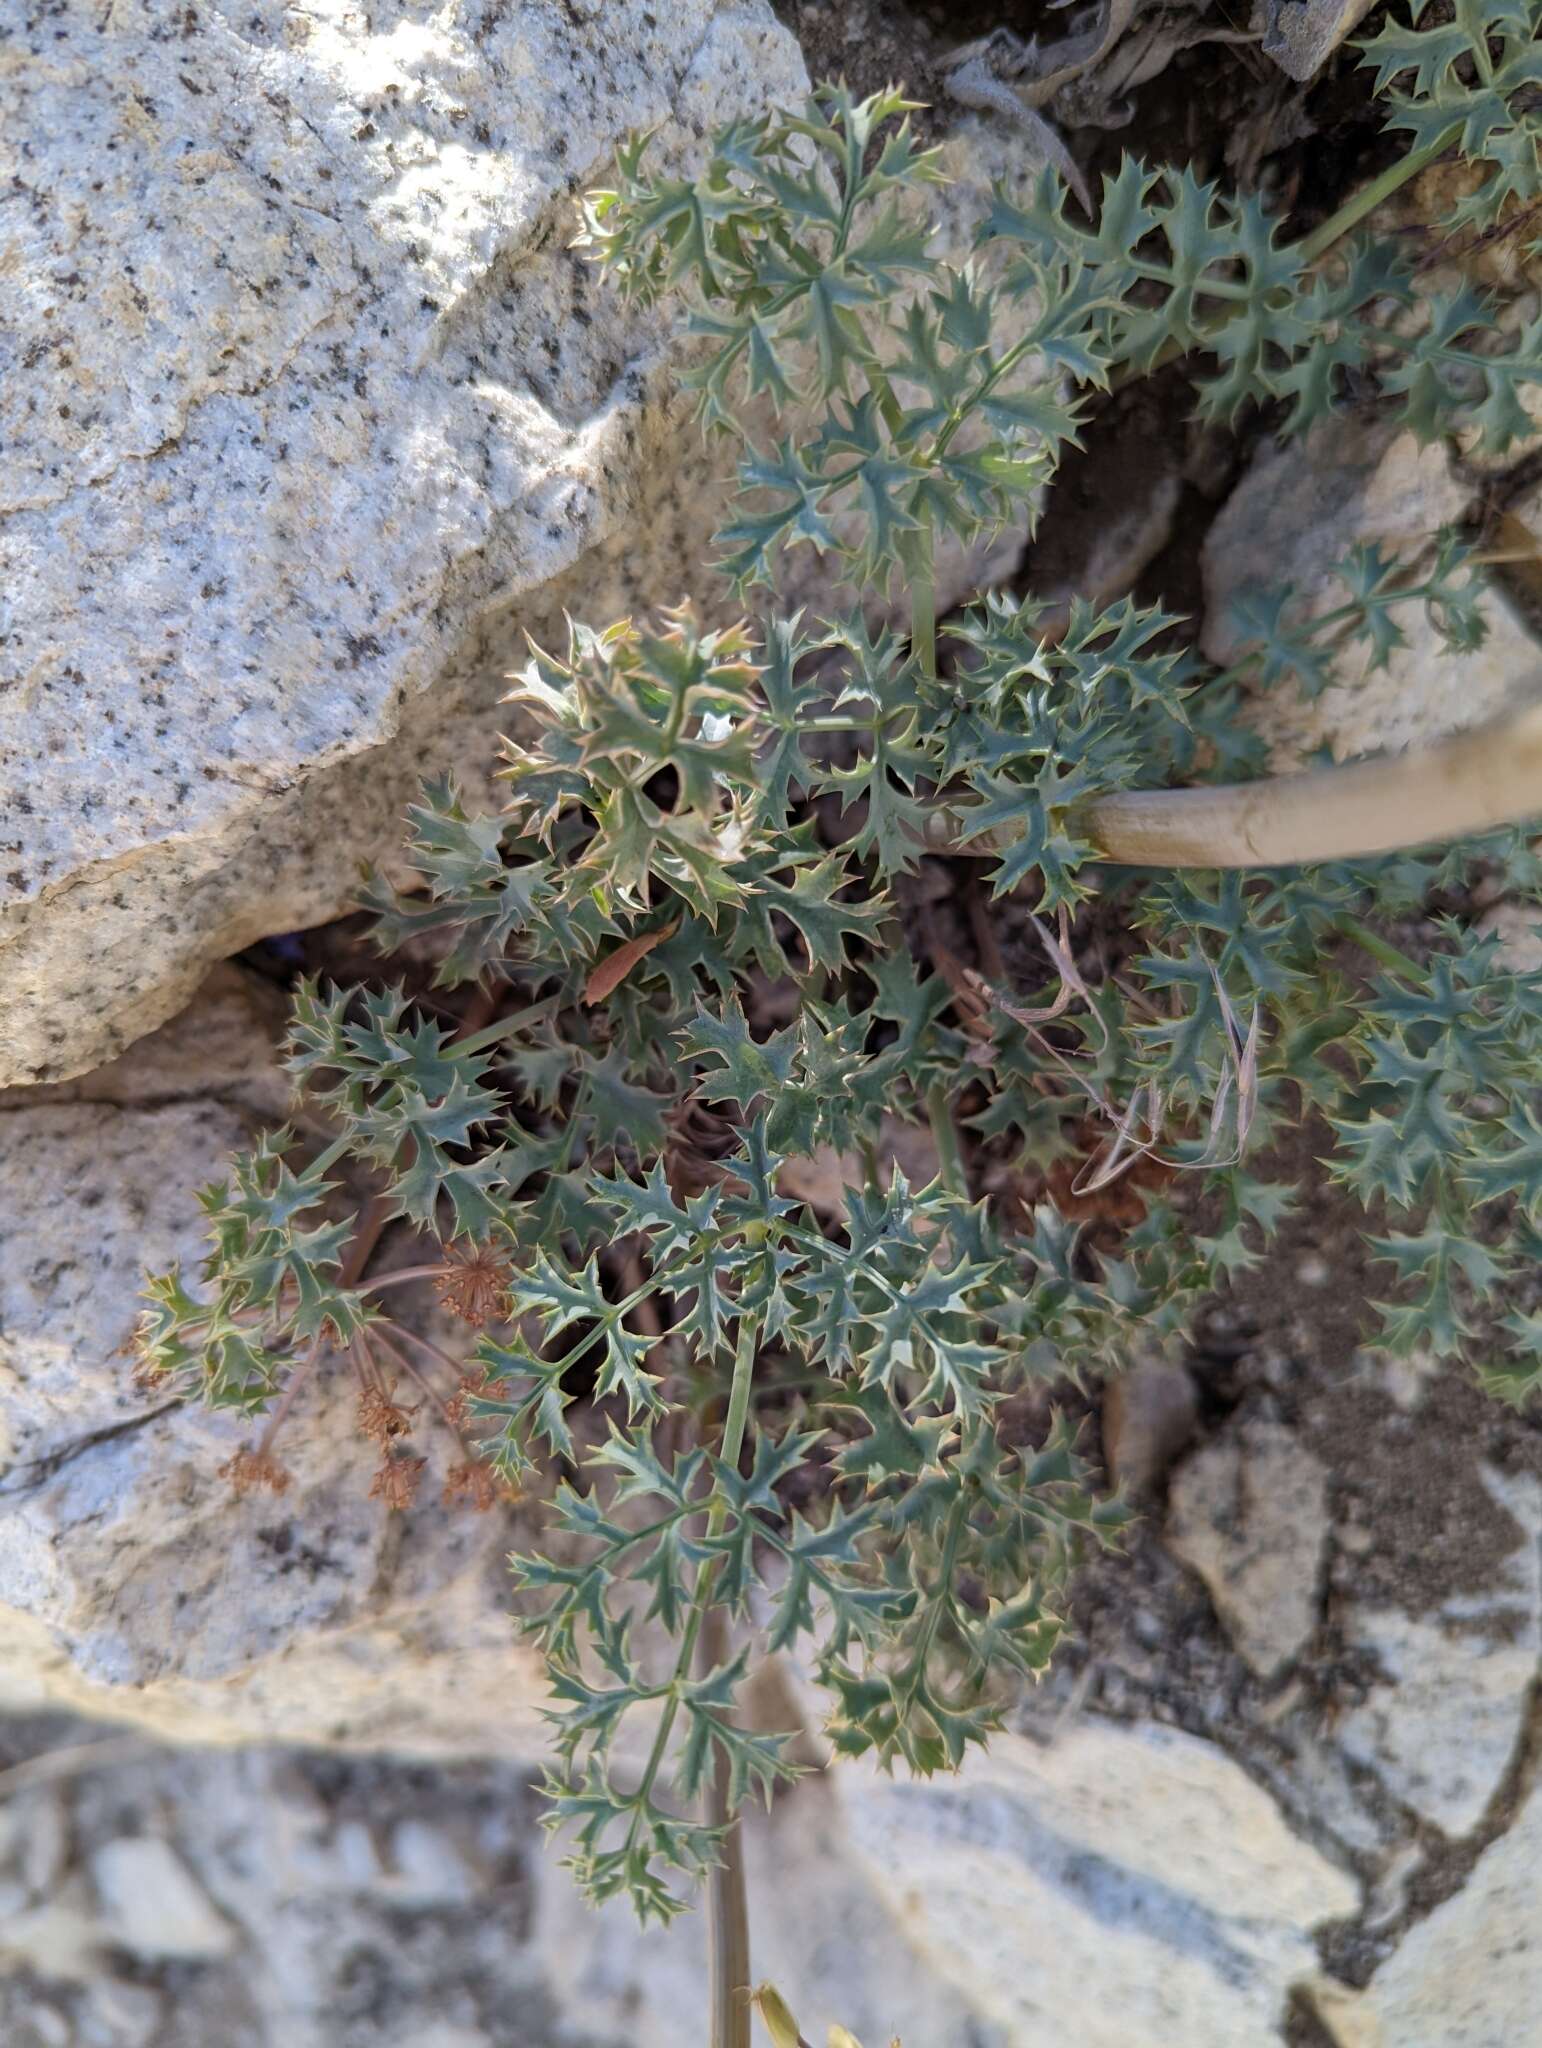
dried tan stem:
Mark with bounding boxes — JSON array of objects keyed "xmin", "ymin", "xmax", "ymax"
[{"xmin": 926, "ymin": 691, "xmax": 1542, "ymax": 870}]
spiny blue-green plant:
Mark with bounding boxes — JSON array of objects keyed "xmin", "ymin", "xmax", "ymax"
[{"xmin": 141, "ymin": 1, "xmax": 1540, "ymax": 2002}]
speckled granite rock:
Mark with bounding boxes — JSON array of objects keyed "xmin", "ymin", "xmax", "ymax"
[
  {"xmin": 1334, "ymin": 1465, "xmax": 1542, "ymax": 1838},
  {"xmin": 0, "ymin": 0, "xmax": 807, "ymax": 1086},
  {"xmin": 833, "ymin": 1723, "xmax": 1358, "ymax": 2047},
  {"xmin": 1310, "ymin": 1766, "xmax": 1542, "ymax": 2047},
  {"xmin": 557, "ymin": 1720, "xmax": 1358, "ymax": 2048},
  {"xmin": 0, "ymin": 967, "xmax": 548, "ymax": 1751},
  {"xmin": 0, "ymin": 7, "xmax": 1050, "ymax": 1090}
]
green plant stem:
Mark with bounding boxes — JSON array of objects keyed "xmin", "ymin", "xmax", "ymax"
[
  {"xmin": 303, "ymin": 1135, "xmax": 353, "ymax": 1183},
  {"xmin": 1296, "ymin": 127, "xmax": 1459, "ymax": 265},
  {"xmin": 1338, "ymin": 915, "xmax": 1425, "ymax": 980},
  {"xmin": 926, "ymin": 1080, "xmax": 967, "ymax": 1197},
  {"xmin": 717, "ymin": 1311, "xmax": 759, "ymax": 1482},
  {"xmin": 454, "ymin": 992, "xmax": 564, "ymax": 1058},
  {"xmin": 904, "ymin": 525, "xmax": 938, "ymax": 683}
]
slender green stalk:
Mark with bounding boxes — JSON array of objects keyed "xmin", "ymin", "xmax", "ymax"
[
  {"xmin": 1338, "ymin": 915, "xmax": 1425, "ymax": 980},
  {"xmin": 302, "ymin": 1134, "xmax": 353, "ymax": 1183},
  {"xmin": 717, "ymin": 1311, "xmax": 759, "ymax": 1481},
  {"xmin": 905, "ymin": 523, "xmax": 938, "ymax": 683},
  {"xmin": 1297, "ymin": 127, "xmax": 1459, "ymax": 266},
  {"xmin": 454, "ymin": 992, "xmax": 564, "ymax": 1057},
  {"xmin": 926, "ymin": 1080, "xmax": 968, "ymax": 1197}
]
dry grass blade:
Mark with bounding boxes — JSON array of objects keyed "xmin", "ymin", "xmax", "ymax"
[{"xmin": 1072, "ymin": 1081, "xmax": 1166, "ymax": 1194}]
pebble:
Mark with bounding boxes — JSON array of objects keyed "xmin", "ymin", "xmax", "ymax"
[
  {"xmin": 90, "ymin": 1837, "xmax": 237, "ymax": 1960},
  {"xmin": 20, "ymin": 1795, "xmax": 69, "ymax": 1899},
  {"xmin": 333, "ymin": 1819, "xmax": 381, "ymax": 1889},
  {"xmin": 1102, "ymin": 1356, "xmax": 1200, "ymax": 1497},
  {"xmin": 385, "ymin": 1820, "xmax": 476, "ymax": 1906}
]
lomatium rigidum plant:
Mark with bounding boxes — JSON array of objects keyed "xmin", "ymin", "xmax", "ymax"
[{"xmin": 142, "ymin": 8, "xmax": 1541, "ymax": 2039}]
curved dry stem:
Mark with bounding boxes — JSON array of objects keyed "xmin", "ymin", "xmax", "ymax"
[{"xmin": 925, "ymin": 690, "xmax": 1542, "ymax": 870}]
